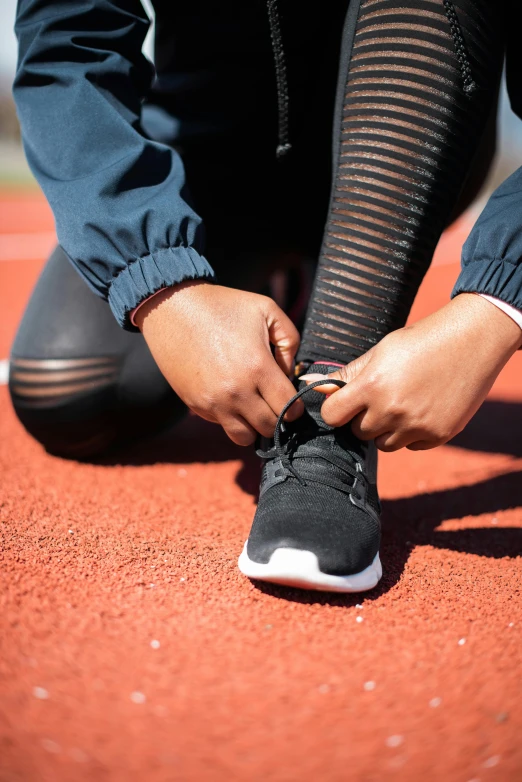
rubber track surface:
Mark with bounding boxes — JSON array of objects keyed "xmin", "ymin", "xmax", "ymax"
[{"xmin": 0, "ymin": 192, "xmax": 521, "ymax": 781}]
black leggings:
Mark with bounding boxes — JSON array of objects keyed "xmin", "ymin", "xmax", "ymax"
[
  {"xmin": 9, "ymin": 246, "xmax": 187, "ymax": 457},
  {"xmin": 10, "ymin": 0, "xmax": 503, "ymax": 458},
  {"xmin": 297, "ymin": 0, "xmax": 504, "ymax": 365}
]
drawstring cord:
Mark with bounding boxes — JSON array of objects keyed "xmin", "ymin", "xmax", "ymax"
[
  {"xmin": 266, "ymin": 0, "xmax": 475, "ymax": 162},
  {"xmin": 266, "ymin": 0, "xmax": 475, "ymax": 159},
  {"xmin": 442, "ymin": 0, "xmax": 476, "ymax": 94},
  {"xmin": 266, "ymin": 0, "xmax": 292, "ymax": 158}
]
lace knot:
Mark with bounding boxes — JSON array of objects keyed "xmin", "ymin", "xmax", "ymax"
[{"xmin": 273, "ymin": 378, "xmax": 346, "ymax": 484}]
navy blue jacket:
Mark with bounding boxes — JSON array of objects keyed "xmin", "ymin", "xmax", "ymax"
[{"xmin": 13, "ymin": 0, "xmax": 522, "ymax": 328}]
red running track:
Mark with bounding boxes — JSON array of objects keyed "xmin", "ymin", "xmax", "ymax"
[{"xmin": 0, "ymin": 190, "xmax": 521, "ymax": 782}]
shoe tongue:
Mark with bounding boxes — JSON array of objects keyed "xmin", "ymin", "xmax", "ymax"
[{"xmin": 297, "ymin": 362, "xmax": 342, "ymax": 430}]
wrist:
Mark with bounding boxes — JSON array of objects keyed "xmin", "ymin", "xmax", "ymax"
[
  {"xmin": 134, "ymin": 280, "xmax": 213, "ymax": 331},
  {"xmin": 477, "ymin": 294, "xmax": 522, "ymax": 332},
  {"xmin": 450, "ymin": 293, "xmax": 522, "ymax": 356}
]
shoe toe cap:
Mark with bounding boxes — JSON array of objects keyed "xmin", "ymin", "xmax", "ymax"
[{"xmin": 247, "ymin": 485, "xmax": 380, "ymax": 577}]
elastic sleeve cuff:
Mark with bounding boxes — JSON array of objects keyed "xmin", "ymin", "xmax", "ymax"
[
  {"xmin": 451, "ymin": 258, "xmax": 522, "ymax": 312},
  {"xmin": 108, "ymin": 246, "xmax": 215, "ymax": 330}
]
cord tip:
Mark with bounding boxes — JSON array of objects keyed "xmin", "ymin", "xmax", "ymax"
[{"xmin": 276, "ymin": 143, "xmax": 292, "ymax": 159}]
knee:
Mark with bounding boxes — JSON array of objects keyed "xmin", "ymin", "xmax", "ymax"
[
  {"xmin": 8, "ymin": 354, "xmax": 186, "ymax": 459},
  {"xmin": 8, "ymin": 356, "xmax": 121, "ymax": 458}
]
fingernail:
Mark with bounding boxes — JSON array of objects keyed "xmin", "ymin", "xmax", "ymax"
[{"xmin": 299, "ymin": 373, "xmax": 327, "ymax": 382}]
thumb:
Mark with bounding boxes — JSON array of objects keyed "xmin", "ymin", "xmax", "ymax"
[
  {"xmin": 300, "ymin": 350, "xmax": 373, "ymax": 427},
  {"xmin": 300, "ymin": 349, "xmax": 373, "ymax": 394},
  {"xmin": 265, "ymin": 300, "xmax": 301, "ymax": 376}
]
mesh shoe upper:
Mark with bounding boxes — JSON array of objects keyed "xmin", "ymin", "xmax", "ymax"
[{"xmin": 246, "ymin": 364, "xmax": 381, "ymax": 577}]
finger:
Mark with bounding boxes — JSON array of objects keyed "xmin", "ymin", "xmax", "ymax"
[
  {"xmin": 242, "ymin": 398, "xmax": 278, "ymax": 438},
  {"xmin": 350, "ymin": 410, "xmax": 389, "ymax": 442},
  {"xmin": 298, "ymin": 372, "xmax": 342, "ymax": 395},
  {"xmin": 220, "ymin": 414, "xmax": 257, "ymax": 446},
  {"xmin": 257, "ymin": 360, "xmax": 304, "ymax": 422},
  {"xmin": 300, "ymin": 350, "xmax": 374, "ymax": 394},
  {"xmin": 320, "ymin": 375, "xmax": 367, "ymax": 427},
  {"xmin": 374, "ymin": 432, "xmax": 412, "ymax": 452},
  {"xmin": 191, "ymin": 408, "xmax": 219, "ymax": 424},
  {"xmin": 265, "ymin": 300, "xmax": 301, "ymax": 377},
  {"xmin": 407, "ymin": 440, "xmax": 438, "ymax": 451}
]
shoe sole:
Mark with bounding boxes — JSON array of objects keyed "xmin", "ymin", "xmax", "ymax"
[{"xmin": 238, "ymin": 545, "xmax": 382, "ymax": 593}]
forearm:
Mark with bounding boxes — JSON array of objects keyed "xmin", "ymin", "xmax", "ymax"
[
  {"xmin": 14, "ymin": 0, "xmax": 214, "ymax": 329},
  {"xmin": 304, "ymin": 292, "xmax": 522, "ymax": 452}
]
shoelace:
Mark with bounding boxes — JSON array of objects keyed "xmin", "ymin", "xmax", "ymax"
[{"xmin": 259, "ymin": 378, "xmax": 357, "ymax": 487}]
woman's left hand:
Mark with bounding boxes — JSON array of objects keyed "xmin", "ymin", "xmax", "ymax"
[{"xmin": 301, "ymin": 294, "xmax": 522, "ymax": 452}]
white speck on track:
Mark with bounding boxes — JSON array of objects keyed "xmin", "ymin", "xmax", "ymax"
[
  {"xmin": 69, "ymin": 748, "xmax": 88, "ymax": 763},
  {"xmin": 41, "ymin": 739, "xmax": 61, "ymax": 754},
  {"xmin": 385, "ymin": 735, "xmax": 404, "ymax": 748}
]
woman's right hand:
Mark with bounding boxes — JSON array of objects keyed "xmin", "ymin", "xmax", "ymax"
[{"xmin": 135, "ymin": 281, "xmax": 303, "ymax": 445}]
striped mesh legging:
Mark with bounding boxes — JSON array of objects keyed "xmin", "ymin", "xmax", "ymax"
[{"xmin": 297, "ymin": 0, "xmax": 505, "ymax": 366}]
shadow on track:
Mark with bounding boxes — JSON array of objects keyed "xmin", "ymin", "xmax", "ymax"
[
  {"xmin": 93, "ymin": 398, "xmax": 522, "ymax": 467},
  {"xmin": 251, "ymin": 473, "xmax": 522, "ymax": 607},
  {"xmin": 448, "ymin": 399, "xmax": 522, "ymax": 458},
  {"xmin": 93, "ymin": 413, "xmax": 243, "ymax": 466},
  {"xmin": 92, "ymin": 398, "xmax": 522, "ymax": 606},
  {"xmin": 249, "ymin": 399, "xmax": 522, "ymax": 606}
]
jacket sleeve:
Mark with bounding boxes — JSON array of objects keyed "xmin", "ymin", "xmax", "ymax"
[
  {"xmin": 13, "ymin": 0, "xmax": 215, "ymax": 330},
  {"xmin": 451, "ymin": 166, "xmax": 522, "ymax": 311}
]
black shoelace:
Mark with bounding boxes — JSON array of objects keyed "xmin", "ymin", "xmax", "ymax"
[{"xmin": 258, "ymin": 378, "xmax": 366, "ymax": 492}]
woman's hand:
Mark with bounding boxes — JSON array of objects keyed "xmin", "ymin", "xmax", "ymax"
[
  {"xmin": 135, "ymin": 281, "xmax": 303, "ymax": 446},
  {"xmin": 302, "ymin": 294, "xmax": 522, "ymax": 451}
]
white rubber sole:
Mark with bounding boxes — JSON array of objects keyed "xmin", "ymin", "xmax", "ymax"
[{"xmin": 238, "ymin": 545, "xmax": 382, "ymax": 593}]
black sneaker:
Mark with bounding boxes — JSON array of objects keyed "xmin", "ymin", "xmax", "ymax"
[{"xmin": 238, "ymin": 363, "xmax": 382, "ymax": 592}]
